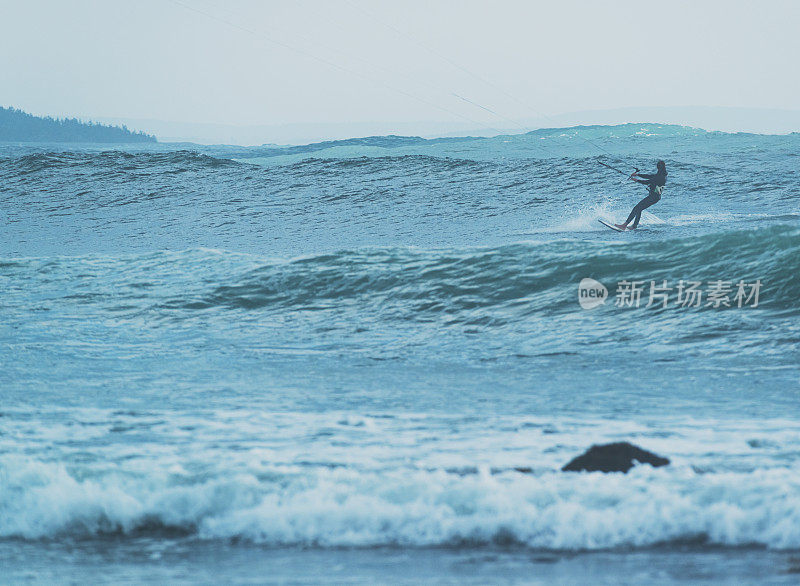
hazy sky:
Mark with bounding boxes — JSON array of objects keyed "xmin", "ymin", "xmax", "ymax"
[{"xmin": 2, "ymin": 0, "xmax": 799, "ymax": 130}]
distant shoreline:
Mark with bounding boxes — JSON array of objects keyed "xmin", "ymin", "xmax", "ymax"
[
  {"xmin": 92, "ymin": 105, "xmax": 800, "ymax": 146},
  {"xmin": 0, "ymin": 106, "xmax": 156, "ymax": 143}
]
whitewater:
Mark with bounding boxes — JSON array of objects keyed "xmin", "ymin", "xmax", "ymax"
[{"xmin": 1, "ymin": 124, "xmax": 799, "ymax": 583}]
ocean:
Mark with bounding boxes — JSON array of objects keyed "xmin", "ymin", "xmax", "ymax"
[{"xmin": 1, "ymin": 124, "xmax": 799, "ymax": 584}]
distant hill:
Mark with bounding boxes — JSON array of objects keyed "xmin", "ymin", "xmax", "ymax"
[
  {"xmin": 0, "ymin": 106, "xmax": 156, "ymax": 143},
  {"xmin": 94, "ymin": 105, "xmax": 800, "ymax": 146}
]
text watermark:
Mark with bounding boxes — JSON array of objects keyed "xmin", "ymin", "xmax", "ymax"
[{"xmin": 578, "ymin": 279, "xmax": 762, "ymax": 309}]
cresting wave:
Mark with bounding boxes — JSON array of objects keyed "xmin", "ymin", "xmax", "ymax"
[
  {"xmin": 4, "ymin": 225, "xmax": 796, "ymax": 364},
  {"xmin": 233, "ymin": 123, "xmax": 721, "ymax": 161},
  {"xmin": 3, "ymin": 225, "xmax": 797, "ymax": 322},
  {"xmin": 3, "ymin": 457, "xmax": 800, "ymax": 549},
  {"xmin": 0, "ymin": 150, "xmax": 239, "ymax": 179},
  {"xmin": 162, "ymin": 225, "xmax": 799, "ymax": 315},
  {"xmin": 0, "ymin": 123, "xmax": 767, "ymax": 174}
]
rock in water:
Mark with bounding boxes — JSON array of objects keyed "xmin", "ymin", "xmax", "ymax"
[{"xmin": 561, "ymin": 442, "xmax": 669, "ymax": 473}]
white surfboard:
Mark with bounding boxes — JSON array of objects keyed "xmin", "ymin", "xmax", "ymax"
[{"xmin": 598, "ymin": 218, "xmax": 625, "ymax": 232}]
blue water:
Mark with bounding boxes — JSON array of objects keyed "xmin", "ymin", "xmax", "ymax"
[{"xmin": 2, "ymin": 124, "xmax": 800, "ymax": 583}]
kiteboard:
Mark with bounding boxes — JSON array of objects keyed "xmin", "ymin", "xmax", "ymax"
[{"xmin": 598, "ymin": 218, "xmax": 625, "ymax": 232}]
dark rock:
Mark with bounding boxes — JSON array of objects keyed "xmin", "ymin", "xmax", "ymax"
[{"xmin": 561, "ymin": 442, "xmax": 670, "ymax": 473}]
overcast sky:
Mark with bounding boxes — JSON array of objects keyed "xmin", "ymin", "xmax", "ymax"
[{"xmin": 2, "ymin": 0, "xmax": 799, "ymax": 137}]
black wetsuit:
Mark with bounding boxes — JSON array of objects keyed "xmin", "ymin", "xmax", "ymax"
[{"xmin": 624, "ymin": 168, "xmax": 667, "ymax": 228}]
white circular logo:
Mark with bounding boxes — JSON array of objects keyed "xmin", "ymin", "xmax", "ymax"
[{"xmin": 578, "ymin": 278, "xmax": 608, "ymax": 309}]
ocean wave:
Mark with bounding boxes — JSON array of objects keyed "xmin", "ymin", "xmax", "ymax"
[
  {"xmin": 3, "ymin": 457, "xmax": 800, "ymax": 549},
  {"xmin": 239, "ymin": 134, "xmax": 478, "ymax": 160},
  {"xmin": 160, "ymin": 225, "xmax": 799, "ymax": 316},
  {"xmin": 0, "ymin": 150, "xmax": 237, "ymax": 175},
  {"xmin": 523, "ymin": 123, "xmax": 711, "ymax": 140},
  {"xmin": 282, "ymin": 153, "xmax": 497, "ymax": 174},
  {"xmin": 234, "ymin": 123, "xmax": 782, "ymax": 167},
  {"xmin": 233, "ymin": 124, "xmax": 714, "ymax": 162},
  {"xmin": 2, "ymin": 225, "xmax": 796, "ymax": 362}
]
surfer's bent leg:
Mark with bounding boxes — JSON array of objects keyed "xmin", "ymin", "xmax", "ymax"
[{"xmin": 625, "ymin": 192, "xmax": 661, "ymax": 229}]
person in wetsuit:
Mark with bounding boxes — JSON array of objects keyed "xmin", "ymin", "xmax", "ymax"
[{"xmin": 615, "ymin": 160, "xmax": 667, "ymax": 230}]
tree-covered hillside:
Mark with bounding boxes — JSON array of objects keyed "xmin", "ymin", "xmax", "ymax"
[{"xmin": 0, "ymin": 107, "xmax": 156, "ymax": 143}]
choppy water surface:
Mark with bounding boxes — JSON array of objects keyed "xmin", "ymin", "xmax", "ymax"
[{"xmin": 1, "ymin": 124, "xmax": 799, "ymax": 582}]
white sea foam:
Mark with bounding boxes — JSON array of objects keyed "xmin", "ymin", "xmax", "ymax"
[
  {"xmin": 538, "ymin": 200, "xmax": 624, "ymax": 233},
  {"xmin": 534, "ymin": 199, "xmax": 669, "ymax": 233},
  {"xmin": 3, "ymin": 452, "xmax": 800, "ymax": 549},
  {"xmin": 5, "ymin": 408, "xmax": 800, "ymax": 549}
]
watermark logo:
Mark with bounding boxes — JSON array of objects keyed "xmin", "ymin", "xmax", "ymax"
[
  {"xmin": 578, "ymin": 278, "xmax": 608, "ymax": 309},
  {"xmin": 578, "ymin": 278, "xmax": 762, "ymax": 309}
]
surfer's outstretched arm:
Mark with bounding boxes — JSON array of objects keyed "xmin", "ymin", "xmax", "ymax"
[
  {"xmin": 632, "ymin": 175, "xmax": 656, "ymax": 186},
  {"xmin": 629, "ymin": 172, "xmax": 653, "ymax": 185}
]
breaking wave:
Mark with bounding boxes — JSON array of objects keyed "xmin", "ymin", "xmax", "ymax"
[
  {"xmin": 3, "ymin": 456, "xmax": 800, "ymax": 549},
  {"xmin": 157, "ymin": 225, "xmax": 799, "ymax": 316}
]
